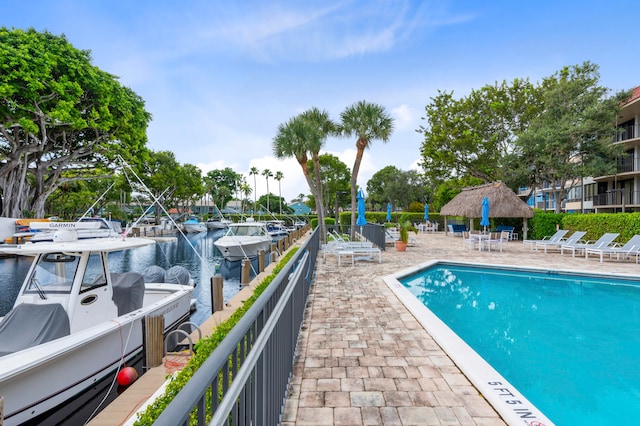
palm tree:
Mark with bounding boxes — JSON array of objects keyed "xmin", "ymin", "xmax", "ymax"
[
  {"xmin": 273, "ymin": 107, "xmax": 335, "ymax": 242},
  {"xmin": 339, "ymin": 101, "xmax": 394, "ymax": 239},
  {"xmin": 262, "ymin": 169, "xmax": 273, "ymax": 212},
  {"xmin": 240, "ymin": 180, "xmax": 251, "ymax": 214},
  {"xmin": 274, "ymin": 171, "xmax": 284, "ymax": 214},
  {"xmin": 249, "ymin": 166, "xmax": 259, "ymax": 214}
]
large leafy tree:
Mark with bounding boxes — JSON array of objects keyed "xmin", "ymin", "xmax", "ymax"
[
  {"xmin": 136, "ymin": 150, "xmax": 204, "ymax": 222},
  {"xmin": 205, "ymin": 168, "xmax": 240, "ymax": 209},
  {"xmin": 0, "ymin": 28, "xmax": 150, "ymax": 217},
  {"xmin": 418, "ymin": 79, "xmax": 542, "ymax": 187},
  {"xmin": 366, "ymin": 166, "xmax": 426, "ymax": 211},
  {"xmin": 339, "ymin": 101, "xmax": 394, "ymax": 239},
  {"xmin": 273, "ymin": 107, "xmax": 335, "ymax": 241},
  {"xmin": 308, "ymin": 153, "xmax": 350, "ymax": 217},
  {"xmin": 510, "ymin": 62, "xmax": 629, "ymax": 212}
]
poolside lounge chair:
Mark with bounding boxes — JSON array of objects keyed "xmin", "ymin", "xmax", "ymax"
[
  {"xmin": 584, "ymin": 234, "xmax": 640, "ymax": 263},
  {"xmin": 535, "ymin": 231, "xmax": 587, "ymax": 254},
  {"xmin": 523, "ymin": 229, "xmax": 569, "ymax": 250},
  {"xmin": 485, "ymin": 231, "xmax": 510, "ymax": 252},
  {"xmin": 560, "ymin": 233, "xmax": 619, "ymax": 257}
]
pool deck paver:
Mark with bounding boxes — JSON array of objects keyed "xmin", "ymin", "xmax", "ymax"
[{"xmin": 283, "ymin": 231, "xmax": 640, "ymax": 425}]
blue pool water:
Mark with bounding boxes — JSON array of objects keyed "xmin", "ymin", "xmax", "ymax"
[{"xmin": 400, "ymin": 263, "xmax": 640, "ymax": 425}]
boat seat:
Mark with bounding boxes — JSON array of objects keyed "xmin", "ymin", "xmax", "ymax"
[
  {"xmin": 111, "ymin": 272, "xmax": 145, "ymax": 316},
  {"xmin": 0, "ymin": 303, "xmax": 70, "ymax": 357}
]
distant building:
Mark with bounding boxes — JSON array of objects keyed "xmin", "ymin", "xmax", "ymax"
[{"xmin": 289, "ymin": 202, "xmax": 311, "ymax": 215}]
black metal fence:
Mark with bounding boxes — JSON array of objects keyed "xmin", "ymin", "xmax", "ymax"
[
  {"xmin": 359, "ymin": 223, "xmax": 386, "ymax": 250},
  {"xmin": 154, "ymin": 228, "xmax": 320, "ymax": 426}
]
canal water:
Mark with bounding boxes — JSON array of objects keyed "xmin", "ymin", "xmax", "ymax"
[{"xmin": 0, "ymin": 229, "xmax": 247, "ymax": 326}]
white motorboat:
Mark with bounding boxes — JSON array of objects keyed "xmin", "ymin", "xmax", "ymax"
[
  {"xmin": 0, "ymin": 228, "xmax": 193, "ymax": 425},
  {"xmin": 206, "ymin": 218, "xmax": 233, "ymax": 231},
  {"xmin": 27, "ymin": 217, "xmax": 122, "ymax": 242},
  {"xmin": 265, "ymin": 220, "xmax": 289, "ymax": 240},
  {"xmin": 213, "ymin": 219, "xmax": 272, "ymax": 261},
  {"xmin": 182, "ymin": 218, "xmax": 207, "ymax": 233}
]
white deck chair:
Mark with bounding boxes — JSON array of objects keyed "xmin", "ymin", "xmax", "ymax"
[
  {"xmin": 535, "ymin": 231, "xmax": 586, "ymax": 253},
  {"xmin": 585, "ymin": 234, "xmax": 640, "ymax": 262},
  {"xmin": 523, "ymin": 230, "xmax": 569, "ymax": 250},
  {"xmin": 560, "ymin": 233, "xmax": 619, "ymax": 257}
]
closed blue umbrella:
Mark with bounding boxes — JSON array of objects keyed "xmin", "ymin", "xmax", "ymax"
[
  {"xmin": 480, "ymin": 197, "xmax": 490, "ymax": 232},
  {"xmin": 424, "ymin": 203, "xmax": 429, "ymax": 221},
  {"xmin": 356, "ymin": 189, "xmax": 367, "ymax": 227},
  {"xmin": 386, "ymin": 203, "xmax": 392, "ymax": 222}
]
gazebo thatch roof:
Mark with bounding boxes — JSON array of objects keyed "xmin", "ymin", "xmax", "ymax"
[{"xmin": 440, "ymin": 181, "xmax": 533, "ymax": 218}]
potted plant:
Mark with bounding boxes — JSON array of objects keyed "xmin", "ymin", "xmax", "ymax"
[{"xmin": 395, "ymin": 215, "xmax": 418, "ymax": 252}]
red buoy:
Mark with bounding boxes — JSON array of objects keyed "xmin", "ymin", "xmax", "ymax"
[{"xmin": 117, "ymin": 366, "xmax": 138, "ymax": 386}]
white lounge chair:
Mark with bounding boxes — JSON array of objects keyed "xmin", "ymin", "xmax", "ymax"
[
  {"xmin": 585, "ymin": 234, "xmax": 640, "ymax": 263},
  {"xmin": 485, "ymin": 231, "xmax": 510, "ymax": 252},
  {"xmin": 535, "ymin": 231, "xmax": 586, "ymax": 253},
  {"xmin": 560, "ymin": 233, "xmax": 619, "ymax": 257},
  {"xmin": 523, "ymin": 230, "xmax": 569, "ymax": 250}
]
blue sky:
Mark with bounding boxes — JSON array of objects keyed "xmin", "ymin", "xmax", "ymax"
[{"xmin": 3, "ymin": 1, "xmax": 639, "ymax": 202}]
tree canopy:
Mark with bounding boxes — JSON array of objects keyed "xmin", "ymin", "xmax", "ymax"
[
  {"xmin": 418, "ymin": 78, "xmax": 542, "ymax": 187},
  {"xmin": 366, "ymin": 165, "xmax": 426, "ymax": 211},
  {"xmin": 508, "ymin": 62, "xmax": 629, "ymax": 212},
  {"xmin": 308, "ymin": 153, "xmax": 350, "ymax": 216},
  {"xmin": 418, "ymin": 61, "xmax": 631, "ymax": 210},
  {"xmin": 0, "ymin": 28, "xmax": 151, "ymax": 217}
]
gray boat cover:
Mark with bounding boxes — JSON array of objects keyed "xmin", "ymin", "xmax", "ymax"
[
  {"xmin": 111, "ymin": 272, "xmax": 145, "ymax": 316},
  {"xmin": 0, "ymin": 303, "xmax": 70, "ymax": 357},
  {"xmin": 142, "ymin": 265, "xmax": 166, "ymax": 283},
  {"xmin": 165, "ymin": 265, "xmax": 191, "ymax": 285}
]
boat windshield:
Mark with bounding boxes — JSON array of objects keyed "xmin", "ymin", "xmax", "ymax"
[
  {"xmin": 26, "ymin": 253, "xmax": 79, "ymax": 297},
  {"xmin": 227, "ymin": 225, "xmax": 264, "ymax": 237}
]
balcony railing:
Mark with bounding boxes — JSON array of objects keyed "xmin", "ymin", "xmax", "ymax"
[
  {"xmin": 616, "ymin": 123, "xmax": 638, "ymax": 142},
  {"xmin": 616, "ymin": 156, "xmax": 638, "ymax": 174},
  {"xmin": 592, "ymin": 191, "xmax": 640, "ymax": 206}
]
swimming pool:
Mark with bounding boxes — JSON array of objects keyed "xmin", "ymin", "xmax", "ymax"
[{"xmin": 384, "ymin": 261, "xmax": 640, "ymax": 426}]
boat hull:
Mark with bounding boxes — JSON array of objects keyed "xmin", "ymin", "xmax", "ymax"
[
  {"xmin": 0, "ymin": 284, "xmax": 192, "ymax": 426},
  {"xmin": 214, "ymin": 237, "xmax": 271, "ymax": 261}
]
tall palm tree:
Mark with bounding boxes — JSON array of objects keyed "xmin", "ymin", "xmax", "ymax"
[
  {"xmin": 273, "ymin": 107, "xmax": 335, "ymax": 242},
  {"xmin": 240, "ymin": 180, "xmax": 251, "ymax": 214},
  {"xmin": 249, "ymin": 166, "xmax": 259, "ymax": 214},
  {"xmin": 274, "ymin": 171, "xmax": 284, "ymax": 214},
  {"xmin": 340, "ymin": 101, "xmax": 394, "ymax": 239},
  {"xmin": 262, "ymin": 169, "xmax": 273, "ymax": 212}
]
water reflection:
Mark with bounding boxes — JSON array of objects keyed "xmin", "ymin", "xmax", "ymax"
[{"xmin": 0, "ymin": 230, "xmax": 240, "ymax": 325}]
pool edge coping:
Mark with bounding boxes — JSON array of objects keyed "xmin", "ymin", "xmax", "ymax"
[{"xmin": 383, "ymin": 259, "xmax": 556, "ymax": 426}]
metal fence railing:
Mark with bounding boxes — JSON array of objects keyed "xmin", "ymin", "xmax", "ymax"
[
  {"xmin": 359, "ymin": 223, "xmax": 386, "ymax": 250},
  {"xmin": 154, "ymin": 228, "xmax": 320, "ymax": 426}
]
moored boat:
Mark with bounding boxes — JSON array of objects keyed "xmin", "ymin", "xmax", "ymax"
[
  {"xmin": 182, "ymin": 218, "xmax": 207, "ymax": 233},
  {"xmin": 206, "ymin": 218, "xmax": 233, "ymax": 231},
  {"xmin": 0, "ymin": 228, "xmax": 193, "ymax": 425},
  {"xmin": 265, "ymin": 220, "xmax": 289, "ymax": 240},
  {"xmin": 26, "ymin": 217, "xmax": 122, "ymax": 242},
  {"xmin": 213, "ymin": 218, "xmax": 271, "ymax": 261}
]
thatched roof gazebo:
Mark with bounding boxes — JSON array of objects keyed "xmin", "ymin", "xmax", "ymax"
[{"xmin": 440, "ymin": 181, "xmax": 534, "ymax": 239}]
